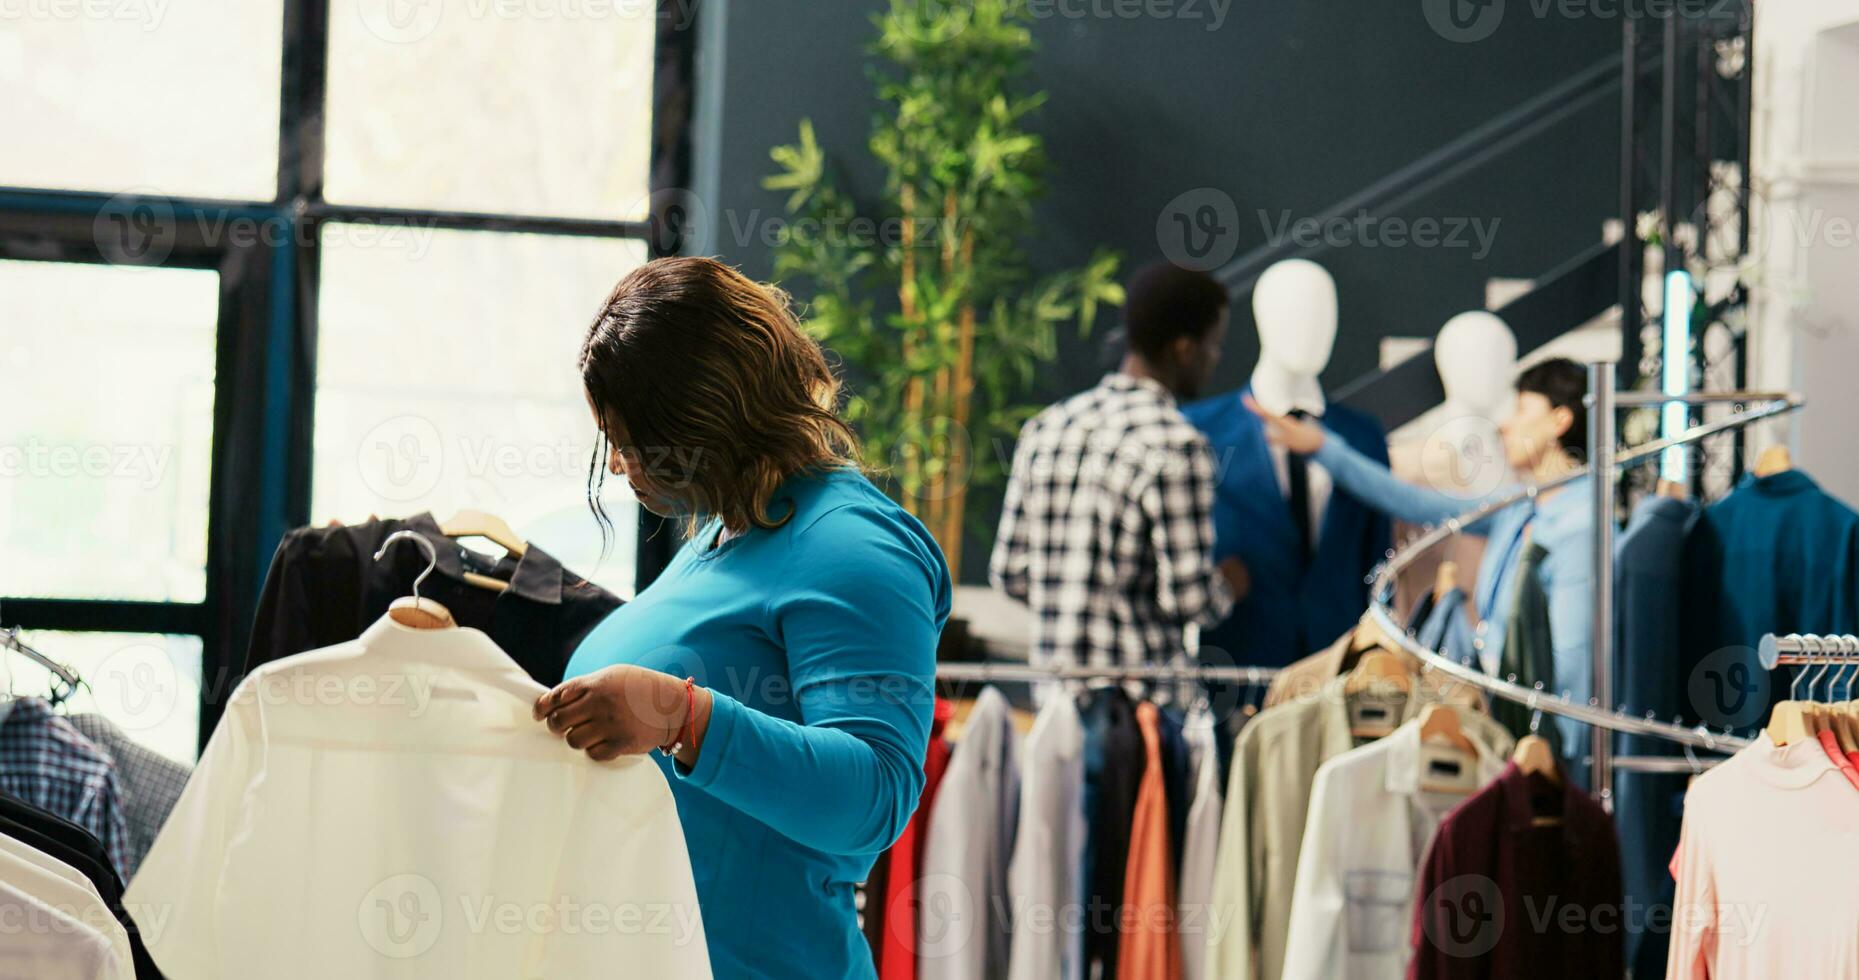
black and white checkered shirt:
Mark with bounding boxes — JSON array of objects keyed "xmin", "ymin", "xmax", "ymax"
[{"xmin": 990, "ymin": 372, "xmax": 1234, "ymax": 667}]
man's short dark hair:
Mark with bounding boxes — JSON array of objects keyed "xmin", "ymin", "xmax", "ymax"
[
  {"xmin": 1124, "ymin": 262, "xmax": 1229, "ymax": 360},
  {"xmin": 1516, "ymin": 357, "xmax": 1588, "ymax": 456}
]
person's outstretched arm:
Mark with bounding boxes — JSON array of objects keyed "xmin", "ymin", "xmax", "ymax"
[{"xmin": 1246, "ymin": 395, "xmax": 1507, "ymax": 535}]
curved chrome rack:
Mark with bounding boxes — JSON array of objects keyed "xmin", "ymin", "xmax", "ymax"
[{"xmin": 1361, "ymin": 387, "xmax": 1806, "ymax": 775}]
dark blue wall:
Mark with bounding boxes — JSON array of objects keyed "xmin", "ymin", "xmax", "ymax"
[{"xmin": 690, "ymin": 0, "xmax": 1621, "ymax": 580}]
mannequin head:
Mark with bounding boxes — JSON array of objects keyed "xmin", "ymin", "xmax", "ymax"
[
  {"xmin": 1434, "ymin": 312, "xmax": 1518, "ymax": 419},
  {"xmin": 1498, "ymin": 358, "xmax": 1587, "ymax": 474},
  {"xmin": 1252, "ymin": 259, "xmax": 1337, "ymax": 377},
  {"xmin": 1123, "ymin": 262, "xmax": 1230, "ymax": 400}
]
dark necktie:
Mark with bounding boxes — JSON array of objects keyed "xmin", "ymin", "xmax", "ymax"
[{"xmin": 1287, "ymin": 409, "xmax": 1315, "ymax": 563}]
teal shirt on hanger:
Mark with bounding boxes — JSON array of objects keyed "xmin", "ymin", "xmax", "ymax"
[{"xmin": 564, "ymin": 466, "xmax": 952, "ymax": 980}]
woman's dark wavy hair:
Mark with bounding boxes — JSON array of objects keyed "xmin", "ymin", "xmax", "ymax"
[{"xmin": 579, "ymin": 257, "xmax": 861, "ymax": 545}]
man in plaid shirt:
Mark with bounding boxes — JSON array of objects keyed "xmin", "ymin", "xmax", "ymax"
[{"xmin": 991, "ymin": 263, "xmax": 1248, "ymax": 667}]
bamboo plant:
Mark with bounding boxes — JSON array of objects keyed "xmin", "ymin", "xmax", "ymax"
[{"xmin": 764, "ymin": 0, "xmax": 1122, "ymax": 577}]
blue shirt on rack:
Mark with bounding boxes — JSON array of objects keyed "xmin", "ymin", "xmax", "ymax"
[
  {"xmin": 565, "ymin": 466, "xmax": 951, "ymax": 980},
  {"xmin": 1313, "ymin": 433, "xmax": 1594, "ymax": 760}
]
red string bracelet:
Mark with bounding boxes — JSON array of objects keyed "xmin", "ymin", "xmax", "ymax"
[{"xmin": 659, "ymin": 677, "xmax": 697, "ymax": 758}]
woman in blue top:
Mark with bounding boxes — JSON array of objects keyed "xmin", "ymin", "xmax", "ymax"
[
  {"xmin": 1248, "ymin": 358, "xmax": 1594, "ymax": 769},
  {"xmin": 533, "ymin": 257, "xmax": 952, "ymax": 979}
]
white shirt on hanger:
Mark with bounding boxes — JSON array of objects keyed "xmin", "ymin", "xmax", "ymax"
[
  {"xmin": 124, "ymin": 614, "xmax": 711, "ymax": 979},
  {"xmin": 920, "ymin": 686, "xmax": 1021, "ymax": 980},
  {"xmin": 1005, "ymin": 693, "xmax": 1085, "ymax": 980},
  {"xmin": 0, "ymin": 878, "xmax": 124, "ymax": 980},
  {"xmin": 1279, "ymin": 718, "xmax": 1505, "ymax": 980},
  {"xmin": 0, "ymin": 846, "xmax": 131, "ymax": 975},
  {"xmin": 1176, "ymin": 704, "xmax": 1224, "ymax": 980}
]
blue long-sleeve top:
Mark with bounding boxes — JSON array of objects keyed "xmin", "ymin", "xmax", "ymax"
[
  {"xmin": 1313, "ymin": 433, "xmax": 1594, "ymax": 757},
  {"xmin": 565, "ymin": 466, "xmax": 951, "ymax": 980}
]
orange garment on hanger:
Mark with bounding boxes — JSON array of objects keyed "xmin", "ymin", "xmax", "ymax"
[{"xmin": 1118, "ymin": 702, "xmax": 1182, "ymax": 980}]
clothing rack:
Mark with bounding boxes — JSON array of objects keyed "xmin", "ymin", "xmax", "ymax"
[
  {"xmin": 0, "ymin": 624, "xmax": 81, "ymax": 690},
  {"xmin": 1366, "ymin": 382, "xmax": 1807, "ymax": 802},
  {"xmin": 934, "ymin": 661, "xmax": 1282, "ymax": 685},
  {"xmin": 1758, "ymin": 632, "xmax": 1859, "ymax": 669}
]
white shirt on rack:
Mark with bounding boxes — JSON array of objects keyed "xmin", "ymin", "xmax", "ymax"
[
  {"xmin": 0, "ymin": 878, "xmax": 124, "ymax": 980},
  {"xmin": 1279, "ymin": 718, "xmax": 1505, "ymax": 980},
  {"xmin": 1176, "ymin": 704, "xmax": 1224, "ymax": 980},
  {"xmin": 0, "ymin": 845, "xmax": 131, "ymax": 975},
  {"xmin": 124, "ymin": 614, "xmax": 711, "ymax": 979},
  {"xmin": 920, "ymin": 686, "xmax": 1021, "ymax": 980},
  {"xmin": 1005, "ymin": 693, "xmax": 1085, "ymax": 980}
]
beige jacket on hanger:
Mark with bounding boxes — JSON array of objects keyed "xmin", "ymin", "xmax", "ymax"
[{"xmin": 1204, "ymin": 673, "xmax": 1514, "ymax": 980}]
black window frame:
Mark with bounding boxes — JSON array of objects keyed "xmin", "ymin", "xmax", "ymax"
[{"xmin": 0, "ymin": 0, "xmax": 694, "ymax": 749}]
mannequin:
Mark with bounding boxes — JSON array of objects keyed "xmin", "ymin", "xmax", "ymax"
[
  {"xmin": 1421, "ymin": 311, "xmax": 1517, "ymax": 499},
  {"xmin": 1393, "ymin": 311, "xmax": 1517, "ymax": 630},
  {"xmin": 1248, "ymin": 259, "xmax": 1337, "ymax": 417},
  {"xmin": 1184, "ymin": 259, "xmax": 1390, "ymax": 667}
]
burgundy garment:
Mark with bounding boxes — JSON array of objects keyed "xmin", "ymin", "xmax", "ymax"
[
  {"xmin": 1409, "ymin": 763, "xmax": 1625, "ymax": 980},
  {"xmin": 242, "ymin": 514, "xmax": 621, "ymax": 689}
]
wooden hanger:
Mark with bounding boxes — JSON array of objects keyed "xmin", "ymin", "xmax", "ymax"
[
  {"xmin": 1511, "ymin": 734, "xmax": 1560, "ymax": 783},
  {"xmin": 1344, "ymin": 650, "xmax": 1414, "ymax": 695},
  {"xmin": 441, "ymin": 509, "xmax": 528, "ymax": 557},
  {"xmin": 1433, "ymin": 561, "xmax": 1459, "ymax": 602},
  {"xmin": 1754, "ymin": 444, "xmax": 1793, "ymax": 477},
  {"xmin": 1766, "ymin": 701, "xmax": 1814, "ymax": 746},
  {"xmin": 375, "ymin": 531, "xmax": 456, "ymax": 630},
  {"xmin": 1655, "ymin": 479, "xmax": 1690, "ymax": 501},
  {"xmin": 440, "ymin": 510, "xmax": 527, "ymax": 592},
  {"xmin": 1350, "ymin": 613, "xmax": 1393, "ymax": 655},
  {"xmin": 1417, "ymin": 703, "xmax": 1478, "ymax": 756}
]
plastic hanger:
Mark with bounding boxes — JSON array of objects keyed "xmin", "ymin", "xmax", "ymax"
[{"xmin": 375, "ymin": 530, "xmax": 456, "ymax": 630}]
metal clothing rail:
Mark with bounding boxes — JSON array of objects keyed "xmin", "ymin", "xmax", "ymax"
[
  {"xmin": 934, "ymin": 661, "xmax": 1282, "ymax": 685},
  {"xmin": 1759, "ymin": 632, "xmax": 1859, "ymax": 669},
  {"xmin": 1364, "ymin": 385, "xmax": 1807, "ymax": 795}
]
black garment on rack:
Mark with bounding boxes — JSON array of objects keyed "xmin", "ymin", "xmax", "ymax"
[
  {"xmin": 241, "ymin": 514, "xmax": 622, "ymax": 689},
  {"xmin": 0, "ymin": 791, "xmax": 162, "ymax": 979},
  {"xmin": 1156, "ymin": 705, "xmax": 1192, "ymax": 875},
  {"xmin": 1494, "ymin": 542, "xmax": 1559, "ymax": 756},
  {"xmin": 1083, "ymin": 688, "xmax": 1145, "ymax": 980}
]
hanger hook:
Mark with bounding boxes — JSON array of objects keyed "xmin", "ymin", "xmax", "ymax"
[
  {"xmin": 1527, "ymin": 684, "xmax": 1543, "ymax": 735},
  {"xmin": 374, "ymin": 530, "xmax": 440, "ymax": 607}
]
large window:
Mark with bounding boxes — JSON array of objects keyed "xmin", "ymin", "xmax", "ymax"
[{"xmin": 0, "ymin": 2, "xmax": 686, "ymax": 751}]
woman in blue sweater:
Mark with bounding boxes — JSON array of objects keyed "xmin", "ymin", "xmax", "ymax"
[{"xmin": 534, "ymin": 257, "xmax": 952, "ymax": 979}]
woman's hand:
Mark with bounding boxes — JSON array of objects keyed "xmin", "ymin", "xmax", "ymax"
[
  {"xmin": 534, "ymin": 665, "xmax": 713, "ymax": 766},
  {"xmin": 1243, "ymin": 394, "xmax": 1327, "ymax": 455}
]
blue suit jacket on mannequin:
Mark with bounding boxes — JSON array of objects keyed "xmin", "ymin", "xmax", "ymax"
[{"xmin": 1183, "ymin": 388, "xmax": 1391, "ymax": 667}]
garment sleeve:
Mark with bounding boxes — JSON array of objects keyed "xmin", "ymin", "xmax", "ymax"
[
  {"xmin": 989, "ymin": 419, "xmax": 1038, "ymax": 602},
  {"xmin": 1545, "ymin": 548, "xmax": 1595, "ymax": 761},
  {"xmin": 122, "ymin": 681, "xmax": 260, "ymax": 977},
  {"xmin": 1204, "ymin": 720, "xmax": 1262, "ymax": 980},
  {"xmin": 242, "ymin": 529, "xmax": 313, "ymax": 685},
  {"xmin": 1314, "ymin": 432, "xmax": 1505, "ymax": 536},
  {"xmin": 1664, "ymin": 807, "xmax": 1715, "ymax": 979},
  {"xmin": 676, "ymin": 506, "xmax": 941, "ymax": 856},
  {"xmin": 1279, "ymin": 760, "xmax": 1351, "ymax": 980},
  {"xmin": 1141, "ymin": 437, "xmax": 1235, "ymax": 629},
  {"xmin": 1408, "ymin": 817, "xmax": 1467, "ymax": 980}
]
